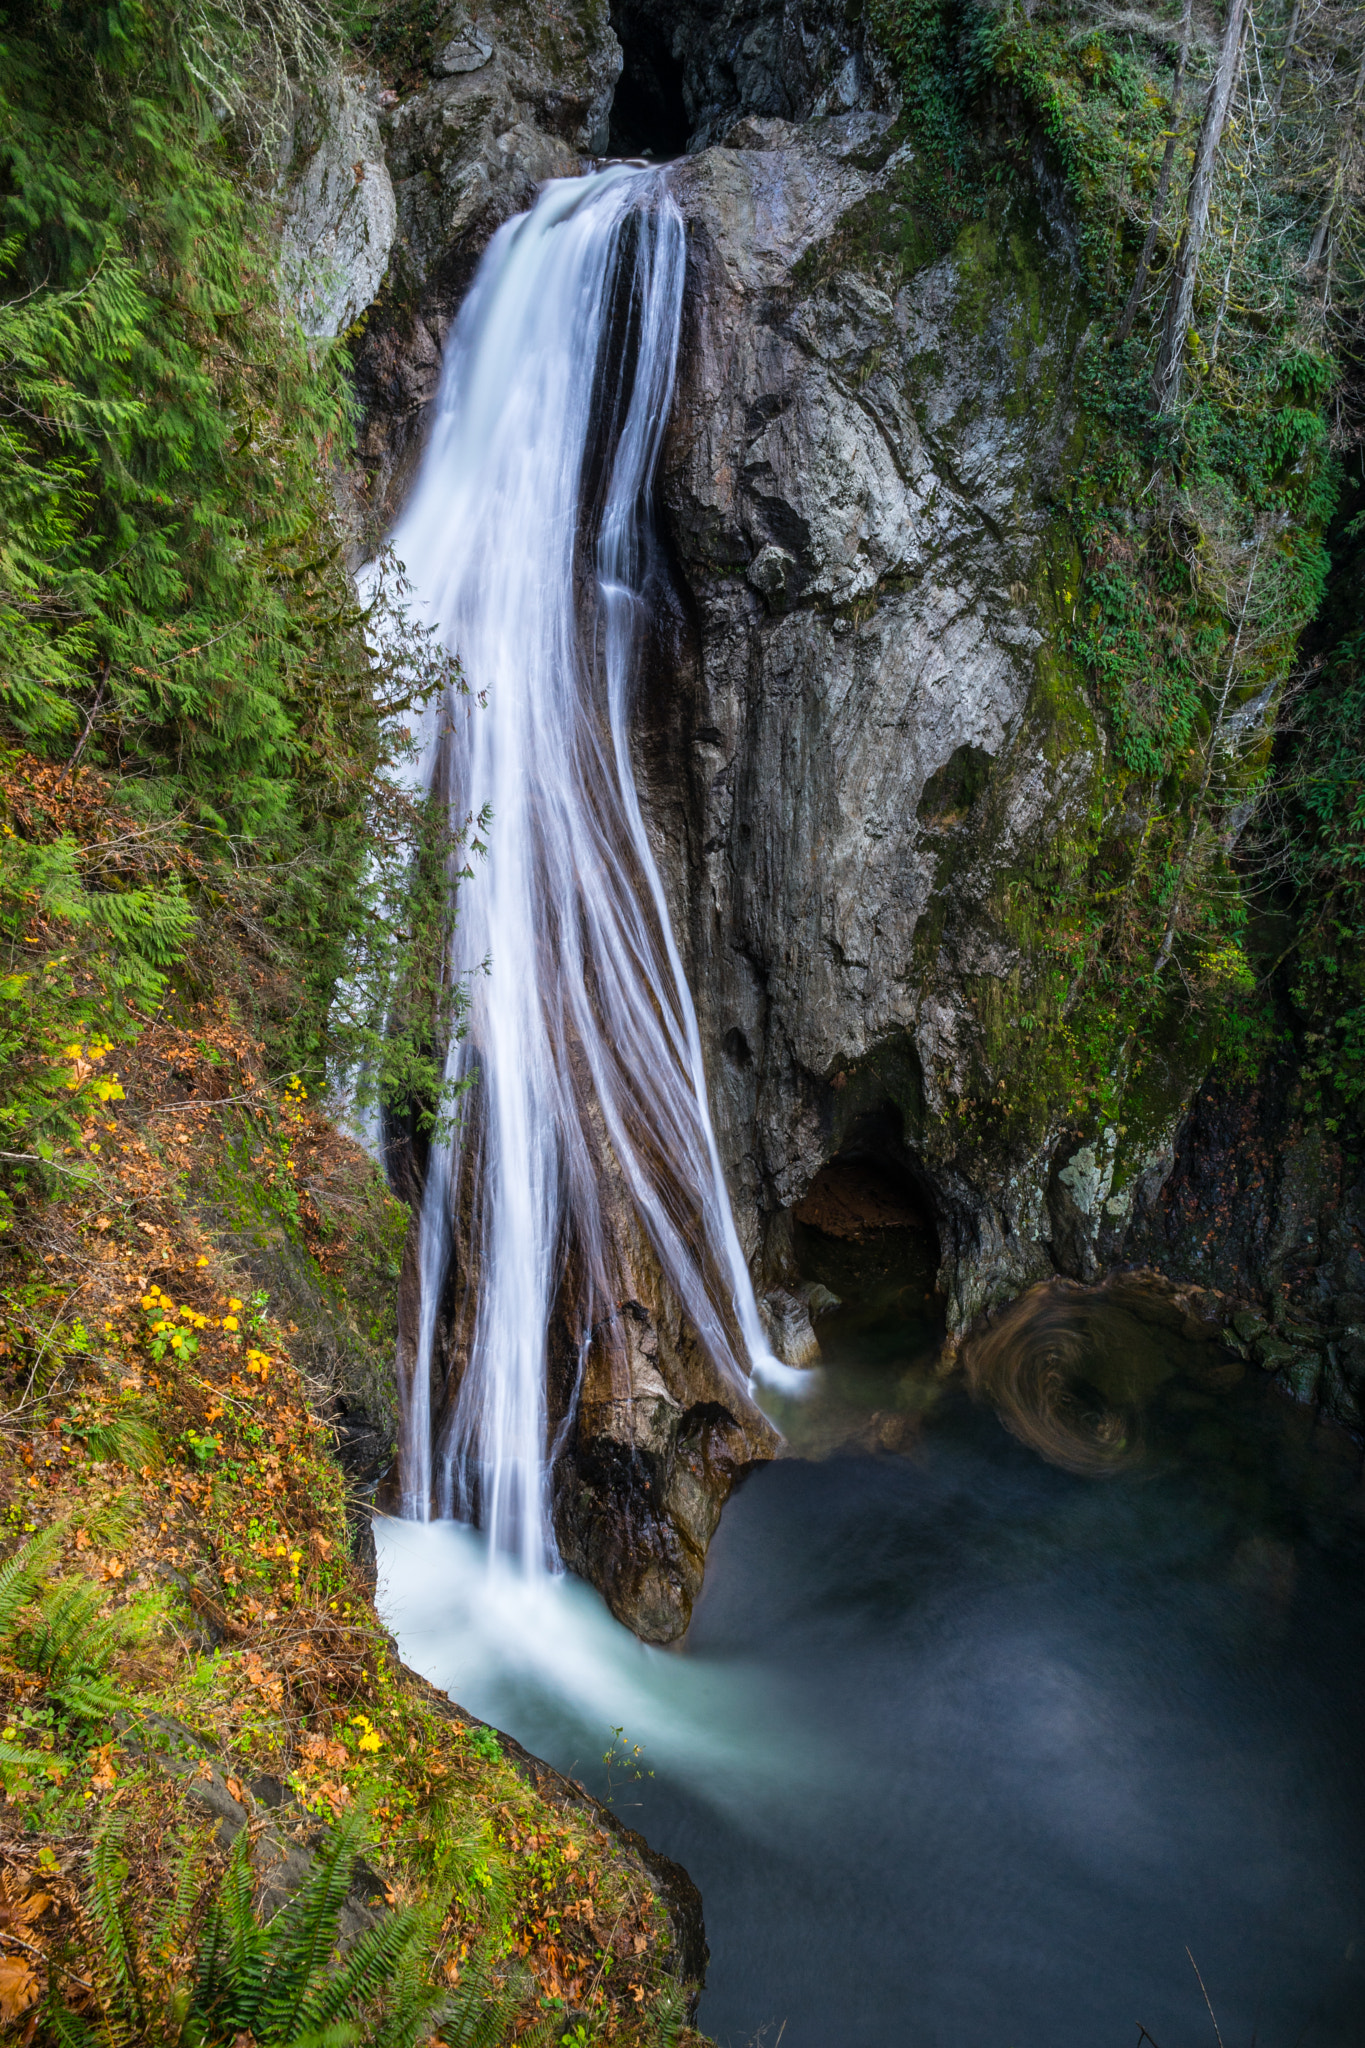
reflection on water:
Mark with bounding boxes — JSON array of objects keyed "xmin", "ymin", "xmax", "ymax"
[{"xmin": 379, "ymin": 1252, "xmax": 1365, "ymax": 2048}]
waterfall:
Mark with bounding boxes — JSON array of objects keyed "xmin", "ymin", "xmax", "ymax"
[{"xmin": 385, "ymin": 165, "xmax": 778, "ymax": 1568}]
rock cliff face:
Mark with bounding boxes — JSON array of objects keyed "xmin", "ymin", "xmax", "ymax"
[
  {"xmin": 305, "ymin": 0, "xmax": 1238, "ymax": 1637},
  {"xmin": 647, "ymin": 115, "xmax": 1108, "ymax": 1332},
  {"xmin": 344, "ymin": 3, "xmax": 625, "ymax": 526}
]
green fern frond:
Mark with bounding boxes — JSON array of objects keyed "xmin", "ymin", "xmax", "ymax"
[
  {"xmin": 194, "ymin": 1828, "xmax": 267, "ymax": 2033},
  {"xmin": 296, "ymin": 1900, "xmax": 433, "ymax": 2033},
  {"xmin": 647, "ymin": 1985, "xmax": 689, "ymax": 2048},
  {"xmin": 23, "ymin": 1578, "xmax": 111, "ymax": 1678},
  {"xmin": 148, "ymin": 1826, "xmax": 208, "ymax": 1970},
  {"xmin": 0, "ymin": 1524, "xmax": 62, "ymax": 1642},
  {"xmin": 255, "ymin": 1805, "xmax": 370, "ymax": 2038},
  {"xmin": 52, "ymin": 1673, "xmax": 124, "ymax": 1725},
  {"xmin": 43, "ymin": 2001, "xmax": 103, "ymax": 2048},
  {"xmin": 300, "ymin": 1892, "xmax": 446, "ymax": 2039},
  {"xmin": 429, "ymin": 1947, "xmax": 526, "ymax": 2048},
  {"xmin": 286, "ymin": 2023, "xmax": 365, "ymax": 2048},
  {"xmin": 363, "ymin": 1948, "xmax": 456, "ymax": 2048},
  {"xmin": 86, "ymin": 1813, "xmax": 140, "ymax": 2032}
]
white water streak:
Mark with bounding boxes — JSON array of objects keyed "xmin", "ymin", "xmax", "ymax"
[{"xmin": 386, "ymin": 166, "xmax": 787, "ymax": 1566}]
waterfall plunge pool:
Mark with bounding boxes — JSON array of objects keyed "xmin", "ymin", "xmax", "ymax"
[{"xmin": 377, "ymin": 1260, "xmax": 1365, "ymax": 2048}]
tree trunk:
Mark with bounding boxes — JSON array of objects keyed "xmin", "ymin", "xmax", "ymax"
[
  {"xmin": 1305, "ymin": 46, "xmax": 1365, "ymax": 273},
  {"xmin": 1270, "ymin": 0, "xmax": 1302, "ymax": 120},
  {"xmin": 1152, "ymin": 0, "xmax": 1249, "ymax": 413},
  {"xmin": 1115, "ymin": 0, "xmax": 1193, "ymax": 345}
]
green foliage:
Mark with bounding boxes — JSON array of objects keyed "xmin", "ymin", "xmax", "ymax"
[
  {"xmin": 0, "ymin": 1521, "xmax": 62, "ymax": 1638},
  {"xmin": 0, "ymin": 1529, "xmax": 129, "ymax": 1759},
  {"xmin": 1284, "ymin": 476, "xmax": 1365, "ymax": 1123},
  {"xmin": 43, "ymin": 1801, "xmax": 481, "ymax": 2047},
  {"xmin": 0, "ymin": 0, "xmax": 473, "ymax": 1173},
  {"xmin": 341, "ymin": 0, "xmax": 448, "ymax": 83},
  {"xmin": 868, "ymin": 0, "xmax": 978, "ymax": 170},
  {"xmin": 466, "ymin": 1726, "xmax": 501, "ymax": 1765}
]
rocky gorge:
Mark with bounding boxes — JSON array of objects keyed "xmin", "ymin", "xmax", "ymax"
[
  {"xmin": 2, "ymin": 0, "xmax": 1363, "ymax": 2036},
  {"xmin": 275, "ymin": 0, "xmax": 1365, "ymax": 1640}
]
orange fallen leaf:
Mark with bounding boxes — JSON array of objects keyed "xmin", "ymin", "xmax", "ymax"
[{"xmin": 0, "ymin": 1954, "xmax": 38, "ymax": 2023}]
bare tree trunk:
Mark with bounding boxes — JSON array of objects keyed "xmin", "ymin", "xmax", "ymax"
[
  {"xmin": 1152, "ymin": 542, "xmax": 1260, "ymax": 984},
  {"xmin": 1270, "ymin": 0, "xmax": 1302, "ymax": 119},
  {"xmin": 1152, "ymin": 0, "xmax": 1249, "ymax": 413},
  {"xmin": 1115, "ymin": 0, "xmax": 1194, "ymax": 345},
  {"xmin": 1306, "ymin": 45, "xmax": 1365, "ymax": 271}
]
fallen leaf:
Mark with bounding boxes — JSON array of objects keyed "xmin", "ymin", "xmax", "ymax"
[{"xmin": 0, "ymin": 1955, "xmax": 38, "ymax": 2022}]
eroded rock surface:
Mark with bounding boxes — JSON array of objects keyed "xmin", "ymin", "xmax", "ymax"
[
  {"xmin": 280, "ymin": 71, "xmax": 398, "ymax": 338},
  {"xmin": 645, "ymin": 117, "xmax": 1127, "ymax": 1330},
  {"xmin": 345, "ymin": 2, "xmax": 624, "ymax": 527}
]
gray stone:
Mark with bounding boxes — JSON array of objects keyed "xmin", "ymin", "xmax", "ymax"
[
  {"xmin": 759, "ymin": 1286, "xmax": 821, "ymax": 1367},
  {"xmin": 645, "ymin": 119, "xmax": 1124, "ymax": 1330},
  {"xmin": 279, "ymin": 70, "xmax": 397, "ymax": 339},
  {"xmin": 435, "ymin": 8, "xmax": 495, "ymax": 74}
]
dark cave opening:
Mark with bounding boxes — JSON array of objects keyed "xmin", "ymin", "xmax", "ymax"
[
  {"xmin": 789, "ymin": 1102, "xmax": 946, "ymax": 1340},
  {"xmin": 608, "ymin": 4, "xmax": 692, "ymax": 159}
]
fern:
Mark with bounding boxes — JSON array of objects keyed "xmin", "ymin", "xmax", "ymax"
[
  {"xmin": 193, "ymin": 1828, "xmax": 268, "ymax": 2034},
  {"xmin": 0, "ymin": 1524, "xmax": 61, "ymax": 1642},
  {"xmin": 297, "ymin": 1901, "xmax": 441, "ymax": 2034},
  {"xmin": 22, "ymin": 1576, "xmax": 119, "ymax": 1696},
  {"xmin": 55, "ymin": 1805, "xmax": 565, "ymax": 2047},
  {"xmin": 426, "ymin": 1949, "xmax": 528, "ymax": 2048},
  {"xmin": 42, "ymin": 2007, "xmax": 100, "ymax": 2048},
  {"xmin": 647, "ymin": 1985, "xmax": 690, "ymax": 2048},
  {"xmin": 147, "ymin": 1828, "xmax": 208, "ymax": 1977},
  {"xmin": 85, "ymin": 1817, "xmax": 139, "ymax": 2030},
  {"xmin": 254, "ymin": 1804, "xmax": 375, "ymax": 2039}
]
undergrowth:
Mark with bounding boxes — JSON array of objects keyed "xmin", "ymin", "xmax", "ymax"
[
  {"xmin": 0, "ymin": 0, "xmax": 473, "ymax": 1208},
  {"xmin": 0, "ymin": 1000, "xmax": 702, "ymax": 2043}
]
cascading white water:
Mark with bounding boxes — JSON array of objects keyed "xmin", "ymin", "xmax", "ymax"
[{"xmin": 385, "ymin": 165, "xmax": 782, "ymax": 1566}]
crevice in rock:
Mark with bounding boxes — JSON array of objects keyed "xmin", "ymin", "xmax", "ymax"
[
  {"xmin": 608, "ymin": 2, "xmax": 691, "ymax": 157},
  {"xmin": 606, "ymin": 1, "xmax": 876, "ymax": 158},
  {"xmin": 793, "ymin": 1141, "xmax": 941, "ymax": 1267}
]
